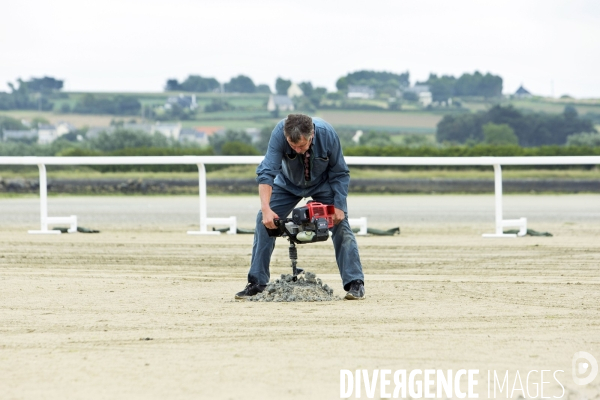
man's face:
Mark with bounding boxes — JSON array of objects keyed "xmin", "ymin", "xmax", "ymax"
[{"xmin": 286, "ymin": 133, "xmax": 313, "ymax": 154}]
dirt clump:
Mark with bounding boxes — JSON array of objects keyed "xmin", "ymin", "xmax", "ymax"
[{"xmin": 248, "ymin": 271, "xmax": 340, "ymax": 302}]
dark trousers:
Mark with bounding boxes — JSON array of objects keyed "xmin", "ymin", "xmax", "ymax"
[{"xmin": 248, "ymin": 183, "xmax": 364, "ymax": 289}]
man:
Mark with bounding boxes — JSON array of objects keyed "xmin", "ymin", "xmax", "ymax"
[{"xmin": 235, "ymin": 114, "xmax": 365, "ymax": 300}]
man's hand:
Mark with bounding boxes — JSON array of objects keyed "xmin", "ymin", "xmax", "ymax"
[
  {"xmin": 262, "ymin": 207, "xmax": 279, "ymax": 229},
  {"xmin": 333, "ymin": 207, "xmax": 345, "ymax": 225},
  {"xmin": 258, "ymin": 184, "xmax": 277, "ymax": 229}
]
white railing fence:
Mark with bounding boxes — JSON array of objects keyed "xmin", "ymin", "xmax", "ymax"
[{"xmin": 1, "ymin": 155, "xmax": 598, "ymax": 238}]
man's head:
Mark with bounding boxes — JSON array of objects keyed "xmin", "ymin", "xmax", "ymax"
[{"xmin": 284, "ymin": 114, "xmax": 313, "ymax": 154}]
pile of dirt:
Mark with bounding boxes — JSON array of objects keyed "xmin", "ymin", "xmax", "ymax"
[{"xmin": 248, "ymin": 271, "xmax": 340, "ymax": 302}]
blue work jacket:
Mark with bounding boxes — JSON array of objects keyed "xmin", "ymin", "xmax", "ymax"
[{"xmin": 255, "ymin": 117, "xmax": 350, "ymax": 212}]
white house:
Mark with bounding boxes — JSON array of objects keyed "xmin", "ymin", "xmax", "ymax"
[
  {"xmin": 418, "ymin": 92, "xmax": 433, "ymax": 107},
  {"xmin": 121, "ymin": 123, "xmax": 153, "ymax": 134},
  {"xmin": 55, "ymin": 122, "xmax": 76, "ymax": 137},
  {"xmin": 86, "ymin": 122, "xmax": 181, "ymax": 141},
  {"xmin": 245, "ymin": 128, "xmax": 261, "ymax": 144},
  {"xmin": 179, "ymin": 128, "xmax": 209, "ymax": 146},
  {"xmin": 165, "ymin": 94, "xmax": 198, "ymax": 110},
  {"xmin": 180, "ymin": 126, "xmax": 224, "ymax": 146},
  {"xmin": 85, "ymin": 126, "xmax": 115, "ymax": 140},
  {"xmin": 3, "ymin": 123, "xmax": 75, "ymax": 144},
  {"xmin": 267, "ymin": 95, "xmax": 294, "ymax": 112},
  {"xmin": 347, "ymin": 85, "xmax": 375, "ymax": 99},
  {"xmin": 37, "ymin": 124, "xmax": 59, "ymax": 144},
  {"xmin": 152, "ymin": 123, "xmax": 182, "ymax": 141},
  {"xmin": 287, "ymin": 83, "xmax": 304, "ymax": 98},
  {"xmin": 405, "ymin": 85, "xmax": 430, "ymax": 94},
  {"xmin": 404, "ymin": 85, "xmax": 433, "ymax": 107},
  {"xmin": 2, "ymin": 129, "xmax": 38, "ymax": 142}
]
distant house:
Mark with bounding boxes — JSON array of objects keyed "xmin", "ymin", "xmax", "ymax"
[
  {"xmin": 56, "ymin": 121, "xmax": 75, "ymax": 135},
  {"xmin": 404, "ymin": 85, "xmax": 433, "ymax": 107},
  {"xmin": 287, "ymin": 83, "xmax": 304, "ymax": 98},
  {"xmin": 245, "ymin": 128, "xmax": 261, "ymax": 144},
  {"xmin": 2, "ymin": 129, "xmax": 38, "ymax": 142},
  {"xmin": 165, "ymin": 94, "xmax": 198, "ymax": 110},
  {"xmin": 418, "ymin": 92, "xmax": 433, "ymax": 107},
  {"xmin": 179, "ymin": 128, "xmax": 209, "ymax": 146},
  {"xmin": 152, "ymin": 123, "xmax": 182, "ymax": 141},
  {"xmin": 193, "ymin": 126, "xmax": 225, "ymax": 137},
  {"xmin": 85, "ymin": 126, "xmax": 115, "ymax": 140},
  {"xmin": 347, "ymin": 85, "xmax": 375, "ymax": 99},
  {"xmin": 405, "ymin": 85, "xmax": 430, "ymax": 94},
  {"xmin": 514, "ymin": 85, "xmax": 532, "ymax": 98},
  {"xmin": 121, "ymin": 123, "xmax": 153, "ymax": 135},
  {"xmin": 4, "ymin": 122, "xmax": 77, "ymax": 144},
  {"xmin": 180, "ymin": 126, "xmax": 225, "ymax": 145},
  {"xmin": 37, "ymin": 124, "xmax": 59, "ymax": 144},
  {"xmin": 85, "ymin": 122, "xmax": 182, "ymax": 141},
  {"xmin": 267, "ymin": 95, "xmax": 294, "ymax": 112}
]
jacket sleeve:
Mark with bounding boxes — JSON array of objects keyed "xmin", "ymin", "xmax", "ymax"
[
  {"xmin": 327, "ymin": 127, "xmax": 350, "ymax": 213},
  {"xmin": 255, "ymin": 120, "xmax": 285, "ymax": 186}
]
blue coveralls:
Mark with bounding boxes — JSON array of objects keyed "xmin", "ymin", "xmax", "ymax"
[{"xmin": 248, "ymin": 117, "xmax": 364, "ymax": 289}]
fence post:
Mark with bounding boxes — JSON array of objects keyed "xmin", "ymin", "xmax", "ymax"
[
  {"xmin": 28, "ymin": 163, "xmax": 72, "ymax": 234},
  {"xmin": 187, "ymin": 163, "xmax": 235, "ymax": 235},
  {"xmin": 482, "ymin": 164, "xmax": 526, "ymax": 238}
]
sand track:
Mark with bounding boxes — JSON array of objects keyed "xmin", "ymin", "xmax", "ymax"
[{"xmin": 1, "ymin": 195, "xmax": 600, "ymax": 399}]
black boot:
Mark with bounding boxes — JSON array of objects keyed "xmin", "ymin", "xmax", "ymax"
[{"xmin": 235, "ymin": 282, "xmax": 267, "ymax": 299}]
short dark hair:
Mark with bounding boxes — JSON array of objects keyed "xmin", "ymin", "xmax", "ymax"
[{"xmin": 284, "ymin": 114, "xmax": 313, "ymax": 143}]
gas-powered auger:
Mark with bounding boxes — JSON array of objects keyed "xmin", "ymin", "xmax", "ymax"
[{"xmin": 265, "ymin": 202, "xmax": 335, "ymax": 280}]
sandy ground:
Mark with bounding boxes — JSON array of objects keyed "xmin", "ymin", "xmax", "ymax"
[{"xmin": 1, "ymin": 195, "xmax": 600, "ymax": 399}]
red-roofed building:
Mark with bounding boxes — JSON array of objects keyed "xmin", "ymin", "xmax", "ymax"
[{"xmin": 179, "ymin": 126, "xmax": 225, "ymax": 146}]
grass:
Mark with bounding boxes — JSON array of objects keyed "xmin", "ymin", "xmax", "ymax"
[
  {"xmin": 460, "ymin": 97, "xmax": 600, "ymax": 115},
  {"xmin": 1, "ymin": 165, "xmax": 598, "ymax": 180}
]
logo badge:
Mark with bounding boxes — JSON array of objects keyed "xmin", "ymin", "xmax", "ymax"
[{"xmin": 572, "ymin": 352, "xmax": 598, "ymax": 385}]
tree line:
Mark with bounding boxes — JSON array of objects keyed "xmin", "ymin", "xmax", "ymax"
[
  {"xmin": 165, "ymin": 75, "xmax": 271, "ymax": 94},
  {"xmin": 0, "ymin": 69, "xmax": 532, "ymax": 117},
  {"xmin": 2, "ymin": 110, "xmax": 599, "ymax": 161},
  {"xmin": 437, "ymin": 105, "xmax": 596, "ymax": 146},
  {"xmin": 2, "ymin": 130, "xmax": 599, "ymax": 174},
  {"xmin": 336, "ymin": 70, "xmax": 410, "ymax": 97},
  {"xmin": 0, "ymin": 77, "xmax": 64, "ymax": 111},
  {"xmin": 0, "ymin": 77, "xmax": 143, "ymax": 115},
  {"xmin": 417, "ymin": 72, "xmax": 503, "ymax": 101}
]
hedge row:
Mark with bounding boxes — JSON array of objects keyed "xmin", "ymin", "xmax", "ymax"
[
  {"xmin": 58, "ymin": 146, "xmax": 218, "ymax": 172},
  {"xmin": 3, "ymin": 144, "xmax": 598, "ymax": 173},
  {"xmin": 54, "ymin": 144, "xmax": 600, "ymax": 172},
  {"xmin": 343, "ymin": 144, "xmax": 600, "ymax": 170},
  {"xmin": 344, "ymin": 144, "xmax": 600, "ymax": 157}
]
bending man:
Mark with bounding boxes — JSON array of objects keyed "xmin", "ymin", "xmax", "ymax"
[{"xmin": 235, "ymin": 114, "xmax": 365, "ymax": 300}]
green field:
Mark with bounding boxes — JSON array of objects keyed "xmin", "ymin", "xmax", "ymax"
[
  {"xmin": 2, "ymin": 93, "xmax": 599, "ymax": 135},
  {"xmin": 461, "ymin": 97, "xmax": 600, "ymax": 116}
]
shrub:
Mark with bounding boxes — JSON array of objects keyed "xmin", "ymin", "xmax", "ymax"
[
  {"xmin": 566, "ymin": 132, "xmax": 600, "ymax": 147},
  {"xmin": 482, "ymin": 123, "xmax": 519, "ymax": 145}
]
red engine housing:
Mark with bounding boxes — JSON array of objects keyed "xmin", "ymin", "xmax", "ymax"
[{"xmin": 291, "ymin": 202, "xmax": 335, "ymax": 228}]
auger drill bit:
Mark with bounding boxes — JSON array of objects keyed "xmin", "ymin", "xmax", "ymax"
[{"xmin": 288, "ymin": 241, "xmax": 304, "ymax": 281}]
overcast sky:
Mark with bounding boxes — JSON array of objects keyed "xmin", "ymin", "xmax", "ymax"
[{"xmin": 2, "ymin": 0, "xmax": 599, "ymax": 98}]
